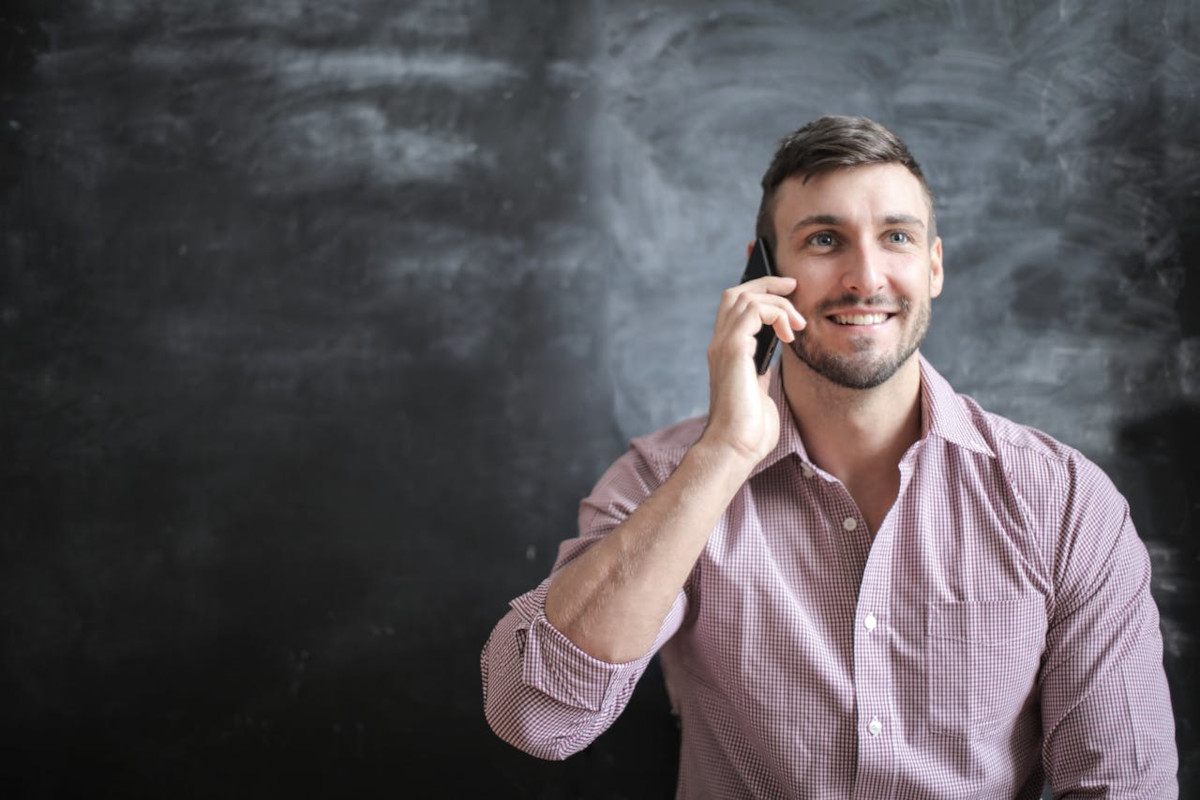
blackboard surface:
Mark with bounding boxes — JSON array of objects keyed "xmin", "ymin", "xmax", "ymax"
[{"xmin": 2, "ymin": 1, "xmax": 1196, "ymax": 797}]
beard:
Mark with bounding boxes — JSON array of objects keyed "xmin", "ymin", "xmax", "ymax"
[{"xmin": 788, "ymin": 293, "xmax": 931, "ymax": 390}]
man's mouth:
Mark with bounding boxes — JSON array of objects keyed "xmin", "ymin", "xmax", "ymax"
[{"xmin": 829, "ymin": 312, "xmax": 891, "ymax": 326}]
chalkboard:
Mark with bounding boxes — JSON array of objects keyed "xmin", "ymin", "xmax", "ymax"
[{"xmin": 1, "ymin": 1, "xmax": 1196, "ymax": 797}]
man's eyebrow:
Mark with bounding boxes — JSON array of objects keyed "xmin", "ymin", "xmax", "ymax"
[
  {"xmin": 883, "ymin": 213, "xmax": 926, "ymax": 229},
  {"xmin": 788, "ymin": 213, "xmax": 927, "ymax": 236},
  {"xmin": 788, "ymin": 214, "xmax": 844, "ymax": 234}
]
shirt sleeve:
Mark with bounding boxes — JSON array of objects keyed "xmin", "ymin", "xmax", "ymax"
[
  {"xmin": 480, "ymin": 442, "xmax": 690, "ymax": 760},
  {"xmin": 1040, "ymin": 455, "xmax": 1178, "ymax": 798}
]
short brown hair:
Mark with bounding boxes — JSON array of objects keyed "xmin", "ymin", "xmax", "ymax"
[{"xmin": 755, "ymin": 115, "xmax": 935, "ymax": 256}]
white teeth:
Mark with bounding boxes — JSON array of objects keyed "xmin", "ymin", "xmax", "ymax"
[{"xmin": 832, "ymin": 313, "xmax": 888, "ymax": 325}]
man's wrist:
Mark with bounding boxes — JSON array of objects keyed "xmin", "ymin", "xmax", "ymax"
[{"xmin": 685, "ymin": 433, "xmax": 761, "ymax": 488}]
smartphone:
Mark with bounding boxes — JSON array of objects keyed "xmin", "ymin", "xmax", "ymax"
[{"xmin": 738, "ymin": 237, "xmax": 780, "ymax": 374}]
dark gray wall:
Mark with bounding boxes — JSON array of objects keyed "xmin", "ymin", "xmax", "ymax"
[{"xmin": 2, "ymin": 1, "xmax": 1196, "ymax": 797}]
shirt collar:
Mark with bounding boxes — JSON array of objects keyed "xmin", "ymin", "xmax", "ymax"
[
  {"xmin": 749, "ymin": 354, "xmax": 994, "ymax": 478},
  {"xmin": 916, "ymin": 354, "xmax": 995, "ymax": 458},
  {"xmin": 749, "ymin": 363, "xmax": 810, "ymax": 478}
]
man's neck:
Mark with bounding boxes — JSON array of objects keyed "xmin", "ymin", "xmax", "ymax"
[{"xmin": 781, "ymin": 353, "xmax": 924, "ymax": 489}]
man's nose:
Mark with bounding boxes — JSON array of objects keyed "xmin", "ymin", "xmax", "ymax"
[{"xmin": 840, "ymin": 241, "xmax": 886, "ymax": 296}]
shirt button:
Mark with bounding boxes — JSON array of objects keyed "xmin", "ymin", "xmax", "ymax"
[
  {"xmin": 868, "ymin": 718, "xmax": 882, "ymax": 736},
  {"xmin": 801, "ymin": 464, "xmax": 814, "ymax": 478},
  {"xmin": 864, "ymin": 613, "xmax": 877, "ymax": 632},
  {"xmin": 843, "ymin": 517, "xmax": 858, "ymax": 532}
]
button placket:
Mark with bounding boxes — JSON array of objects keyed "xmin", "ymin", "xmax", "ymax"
[{"xmin": 850, "ymin": 509, "xmax": 895, "ymax": 788}]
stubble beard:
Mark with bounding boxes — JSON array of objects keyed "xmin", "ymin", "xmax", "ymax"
[{"xmin": 788, "ymin": 295, "xmax": 931, "ymax": 390}]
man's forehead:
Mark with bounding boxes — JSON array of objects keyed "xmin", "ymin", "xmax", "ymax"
[
  {"xmin": 773, "ymin": 164, "xmax": 932, "ymax": 220},
  {"xmin": 782, "ymin": 163, "xmax": 925, "ymax": 195}
]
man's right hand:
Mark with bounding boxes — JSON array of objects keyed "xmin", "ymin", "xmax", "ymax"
[
  {"xmin": 542, "ymin": 274, "xmax": 805, "ymax": 663},
  {"xmin": 701, "ymin": 275, "xmax": 805, "ymax": 465}
]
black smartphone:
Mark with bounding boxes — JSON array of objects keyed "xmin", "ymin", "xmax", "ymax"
[{"xmin": 738, "ymin": 237, "xmax": 780, "ymax": 374}]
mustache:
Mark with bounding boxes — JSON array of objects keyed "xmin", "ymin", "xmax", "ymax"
[{"xmin": 812, "ymin": 294, "xmax": 912, "ymax": 315}]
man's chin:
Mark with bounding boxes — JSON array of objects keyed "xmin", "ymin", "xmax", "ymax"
[{"xmin": 788, "ymin": 344, "xmax": 915, "ymax": 391}]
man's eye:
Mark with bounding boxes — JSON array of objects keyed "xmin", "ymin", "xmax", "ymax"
[
  {"xmin": 888, "ymin": 231, "xmax": 910, "ymax": 245},
  {"xmin": 810, "ymin": 232, "xmax": 836, "ymax": 247}
]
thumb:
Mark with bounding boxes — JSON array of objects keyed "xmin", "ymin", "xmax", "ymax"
[{"xmin": 756, "ymin": 367, "xmax": 773, "ymax": 396}]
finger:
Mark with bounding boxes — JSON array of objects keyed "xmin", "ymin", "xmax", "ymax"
[
  {"xmin": 758, "ymin": 304, "xmax": 804, "ymax": 343},
  {"xmin": 756, "ymin": 294, "xmax": 806, "ymax": 331},
  {"xmin": 730, "ymin": 293, "xmax": 805, "ymax": 337},
  {"xmin": 721, "ymin": 276, "xmax": 797, "ymax": 310},
  {"xmin": 736, "ymin": 275, "xmax": 797, "ymax": 296},
  {"xmin": 716, "ymin": 303, "xmax": 799, "ymax": 356}
]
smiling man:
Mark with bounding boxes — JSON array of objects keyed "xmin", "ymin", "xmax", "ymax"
[
  {"xmin": 775, "ymin": 168, "xmax": 936, "ymax": 391},
  {"xmin": 482, "ymin": 116, "xmax": 1178, "ymax": 798}
]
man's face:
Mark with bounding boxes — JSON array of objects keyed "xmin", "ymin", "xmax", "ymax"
[{"xmin": 770, "ymin": 163, "xmax": 944, "ymax": 390}]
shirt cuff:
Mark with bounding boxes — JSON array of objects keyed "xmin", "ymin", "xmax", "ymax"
[{"xmin": 510, "ymin": 578, "xmax": 652, "ymax": 713}]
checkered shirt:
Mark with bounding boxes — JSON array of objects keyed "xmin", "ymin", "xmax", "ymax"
[{"xmin": 482, "ymin": 357, "xmax": 1177, "ymax": 798}]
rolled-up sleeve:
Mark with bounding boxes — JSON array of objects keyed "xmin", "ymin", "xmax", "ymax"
[
  {"xmin": 482, "ymin": 577, "xmax": 685, "ymax": 759},
  {"xmin": 1040, "ymin": 456, "xmax": 1178, "ymax": 798},
  {"xmin": 481, "ymin": 437, "xmax": 691, "ymax": 759}
]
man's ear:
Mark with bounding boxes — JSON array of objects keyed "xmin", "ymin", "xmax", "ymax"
[{"xmin": 929, "ymin": 236, "xmax": 944, "ymax": 298}]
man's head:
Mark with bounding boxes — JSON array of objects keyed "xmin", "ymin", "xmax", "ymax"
[
  {"xmin": 755, "ymin": 115, "xmax": 936, "ymax": 261},
  {"xmin": 758, "ymin": 117, "xmax": 942, "ymax": 390}
]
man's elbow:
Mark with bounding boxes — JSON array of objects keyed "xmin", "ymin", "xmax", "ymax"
[{"xmin": 482, "ymin": 686, "xmax": 590, "ymax": 762}]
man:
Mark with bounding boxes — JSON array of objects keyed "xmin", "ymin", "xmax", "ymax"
[{"xmin": 481, "ymin": 116, "xmax": 1178, "ymax": 798}]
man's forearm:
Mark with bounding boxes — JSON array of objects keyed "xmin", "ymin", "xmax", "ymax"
[{"xmin": 544, "ymin": 438, "xmax": 755, "ymax": 663}]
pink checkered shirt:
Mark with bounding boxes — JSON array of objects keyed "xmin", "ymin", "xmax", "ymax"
[{"xmin": 482, "ymin": 357, "xmax": 1178, "ymax": 798}]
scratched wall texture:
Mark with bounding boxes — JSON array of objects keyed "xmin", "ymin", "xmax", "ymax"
[{"xmin": 1, "ymin": 1, "xmax": 1196, "ymax": 797}]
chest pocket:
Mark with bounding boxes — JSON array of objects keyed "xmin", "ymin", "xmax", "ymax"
[{"xmin": 925, "ymin": 598, "xmax": 1046, "ymax": 739}]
